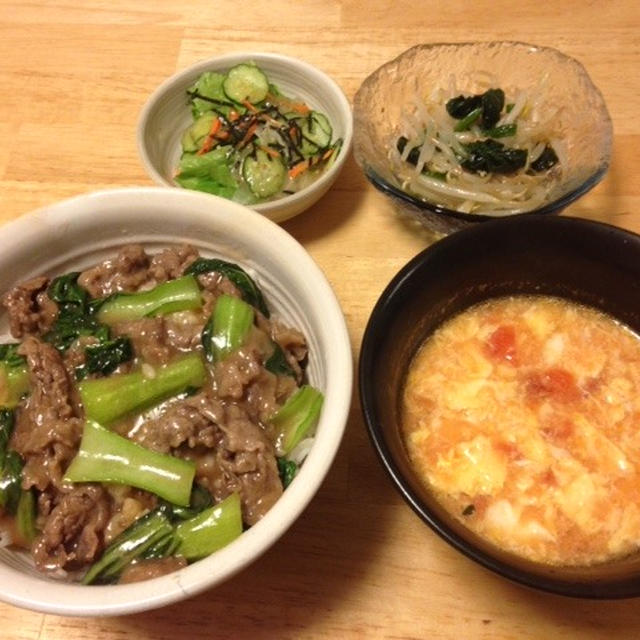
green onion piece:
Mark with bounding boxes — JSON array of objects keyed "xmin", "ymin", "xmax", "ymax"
[
  {"xmin": 202, "ymin": 294, "xmax": 254, "ymax": 362},
  {"xmin": 271, "ymin": 385, "xmax": 323, "ymax": 456},
  {"xmin": 97, "ymin": 275, "xmax": 203, "ymax": 324},
  {"xmin": 79, "ymin": 353, "xmax": 206, "ymax": 424},
  {"xmin": 82, "ymin": 509, "xmax": 175, "ymax": 585},
  {"xmin": 454, "ymin": 107, "xmax": 482, "ymax": 132},
  {"xmin": 483, "ymin": 123, "xmax": 517, "ymax": 138},
  {"xmin": 64, "ymin": 420, "xmax": 196, "ymax": 506},
  {"xmin": 175, "ymin": 492, "xmax": 242, "ymax": 561}
]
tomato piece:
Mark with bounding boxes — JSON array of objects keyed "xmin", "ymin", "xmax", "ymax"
[
  {"xmin": 485, "ymin": 325, "xmax": 517, "ymax": 364},
  {"xmin": 526, "ymin": 368, "xmax": 581, "ymax": 402}
]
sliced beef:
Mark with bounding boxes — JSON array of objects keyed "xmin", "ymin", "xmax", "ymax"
[
  {"xmin": 214, "ymin": 346, "xmax": 264, "ymax": 400},
  {"xmin": 11, "ymin": 337, "xmax": 82, "ymax": 491},
  {"xmin": 1, "ymin": 275, "xmax": 58, "ymax": 339},
  {"xmin": 130, "ymin": 392, "xmax": 225, "ymax": 454},
  {"xmin": 118, "ymin": 556, "xmax": 188, "ymax": 584},
  {"xmin": 31, "ymin": 485, "xmax": 112, "ymax": 571},
  {"xmin": 183, "ymin": 403, "xmax": 283, "ymax": 526},
  {"xmin": 149, "ymin": 244, "xmax": 199, "ymax": 282},
  {"xmin": 112, "ymin": 316, "xmax": 172, "ymax": 365},
  {"xmin": 77, "ymin": 244, "xmax": 151, "ymax": 298},
  {"xmin": 134, "ymin": 393, "xmax": 283, "ymax": 525}
]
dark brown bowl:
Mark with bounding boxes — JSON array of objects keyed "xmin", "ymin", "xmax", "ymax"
[{"xmin": 359, "ymin": 214, "xmax": 640, "ymax": 598}]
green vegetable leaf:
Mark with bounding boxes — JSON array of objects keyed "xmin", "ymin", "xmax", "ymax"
[
  {"xmin": 277, "ymin": 457, "xmax": 298, "ymax": 488},
  {"xmin": 44, "ymin": 272, "xmax": 110, "ymax": 352},
  {"xmin": 265, "ymin": 342, "xmax": 295, "ymax": 377},
  {"xmin": 529, "ymin": 145, "xmax": 559, "ymax": 173},
  {"xmin": 479, "ymin": 88, "xmax": 505, "ymax": 129},
  {"xmin": 77, "ymin": 337, "xmax": 133, "ymax": 380},
  {"xmin": 185, "ymin": 257, "xmax": 269, "ymax": 317},
  {"xmin": 461, "ymin": 139, "xmax": 527, "ymax": 175},
  {"xmin": 446, "ymin": 94, "xmax": 482, "ymax": 119},
  {"xmin": 175, "ymin": 148, "xmax": 238, "ymax": 198}
]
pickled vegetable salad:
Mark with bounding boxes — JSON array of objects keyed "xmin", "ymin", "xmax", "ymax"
[{"xmin": 175, "ymin": 63, "xmax": 342, "ymax": 203}]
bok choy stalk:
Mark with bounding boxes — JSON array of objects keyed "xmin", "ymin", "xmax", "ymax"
[
  {"xmin": 0, "ymin": 344, "xmax": 29, "ymax": 408},
  {"xmin": 202, "ymin": 294, "xmax": 254, "ymax": 362},
  {"xmin": 79, "ymin": 352, "xmax": 206, "ymax": 424},
  {"xmin": 174, "ymin": 492, "xmax": 242, "ymax": 561},
  {"xmin": 81, "ymin": 492, "xmax": 242, "ymax": 584},
  {"xmin": 0, "ymin": 409, "xmax": 36, "ymax": 542},
  {"xmin": 270, "ymin": 385, "xmax": 323, "ymax": 456},
  {"xmin": 64, "ymin": 420, "xmax": 196, "ymax": 506},
  {"xmin": 81, "ymin": 508, "xmax": 175, "ymax": 585},
  {"xmin": 0, "ymin": 409, "xmax": 21, "ymax": 513},
  {"xmin": 96, "ymin": 275, "xmax": 203, "ymax": 324}
]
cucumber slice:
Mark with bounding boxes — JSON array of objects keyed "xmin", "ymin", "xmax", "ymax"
[
  {"xmin": 181, "ymin": 112, "xmax": 217, "ymax": 152},
  {"xmin": 295, "ymin": 111, "xmax": 333, "ymax": 157},
  {"xmin": 223, "ymin": 64, "xmax": 269, "ymax": 104},
  {"xmin": 243, "ymin": 149, "xmax": 286, "ymax": 199}
]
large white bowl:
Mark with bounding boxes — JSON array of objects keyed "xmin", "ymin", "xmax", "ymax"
[
  {"xmin": 137, "ymin": 52, "xmax": 353, "ymax": 223},
  {"xmin": 0, "ymin": 187, "xmax": 352, "ymax": 616}
]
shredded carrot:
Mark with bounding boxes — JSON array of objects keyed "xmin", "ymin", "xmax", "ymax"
[
  {"xmin": 197, "ymin": 118, "xmax": 222, "ymax": 155},
  {"xmin": 238, "ymin": 121, "xmax": 258, "ymax": 148},
  {"xmin": 258, "ymin": 145, "xmax": 281, "ymax": 158},
  {"xmin": 288, "ymin": 159, "xmax": 310, "ymax": 180},
  {"xmin": 242, "ymin": 99, "xmax": 259, "ymax": 113},
  {"xmin": 321, "ymin": 147, "xmax": 335, "ymax": 161},
  {"xmin": 228, "ymin": 110, "xmax": 240, "ymax": 122}
]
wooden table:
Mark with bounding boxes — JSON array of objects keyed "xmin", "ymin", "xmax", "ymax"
[{"xmin": 1, "ymin": 1, "xmax": 639, "ymax": 637}]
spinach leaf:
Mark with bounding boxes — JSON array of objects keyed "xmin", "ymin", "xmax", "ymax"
[
  {"xmin": 446, "ymin": 94, "xmax": 482, "ymax": 119},
  {"xmin": 479, "ymin": 88, "xmax": 505, "ymax": 129},
  {"xmin": 461, "ymin": 139, "xmax": 527, "ymax": 175},
  {"xmin": 529, "ymin": 145, "xmax": 559, "ymax": 173}
]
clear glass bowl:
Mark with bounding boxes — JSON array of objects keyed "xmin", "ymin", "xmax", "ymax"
[{"xmin": 353, "ymin": 42, "xmax": 613, "ymax": 234}]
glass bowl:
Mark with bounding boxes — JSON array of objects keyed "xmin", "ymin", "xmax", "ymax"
[{"xmin": 353, "ymin": 42, "xmax": 613, "ymax": 234}]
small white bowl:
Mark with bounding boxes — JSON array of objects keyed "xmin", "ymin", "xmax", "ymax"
[
  {"xmin": 0, "ymin": 187, "xmax": 352, "ymax": 616},
  {"xmin": 137, "ymin": 52, "xmax": 353, "ymax": 223}
]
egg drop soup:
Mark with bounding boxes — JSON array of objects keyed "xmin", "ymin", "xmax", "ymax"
[{"xmin": 402, "ymin": 295, "xmax": 640, "ymax": 566}]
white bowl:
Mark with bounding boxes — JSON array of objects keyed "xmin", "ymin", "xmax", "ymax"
[
  {"xmin": 137, "ymin": 52, "xmax": 353, "ymax": 223},
  {"xmin": 0, "ymin": 187, "xmax": 352, "ymax": 616}
]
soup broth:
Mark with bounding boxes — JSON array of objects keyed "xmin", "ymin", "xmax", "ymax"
[{"xmin": 402, "ymin": 295, "xmax": 640, "ymax": 566}]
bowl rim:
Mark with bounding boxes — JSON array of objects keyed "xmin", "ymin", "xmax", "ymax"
[
  {"xmin": 353, "ymin": 40, "xmax": 613, "ymax": 222},
  {"xmin": 0, "ymin": 186, "xmax": 353, "ymax": 616},
  {"xmin": 136, "ymin": 51, "xmax": 353, "ymax": 220},
  {"xmin": 359, "ymin": 214, "xmax": 640, "ymax": 599}
]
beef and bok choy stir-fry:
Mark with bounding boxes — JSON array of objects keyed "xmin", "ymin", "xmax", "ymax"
[
  {"xmin": 391, "ymin": 79, "xmax": 565, "ymax": 215},
  {"xmin": 176, "ymin": 62, "xmax": 342, "ymax": 203},
  {"xmin": 0, "ymin": 244, "xmax": 322, "ymax": 584}
]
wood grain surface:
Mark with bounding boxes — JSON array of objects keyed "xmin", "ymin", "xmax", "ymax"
[{"xmin": 1, "ymin": 1, "xmax": 640, "ymax": 638}]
